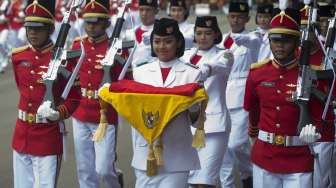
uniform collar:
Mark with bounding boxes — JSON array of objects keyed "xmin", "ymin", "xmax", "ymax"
[
  {"xmin": 30, "ymin": 41, "xmax": 54, "ymax": 54},
  {"xmin": 140, "ymin": 24, "xmax": 154, "ymax": 31},
  {"xmin": 198, "ymin": 45, "xmax": 216, "ymax": 56},
  {"xmin": 272, "ymin": 58, "xmax": 298, "ymax": 70},
  {"xmin": 88, "ymin": 34, "xmax": 108, "ymax": 44}
]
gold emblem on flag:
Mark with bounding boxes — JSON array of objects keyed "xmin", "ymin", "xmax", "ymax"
[
  {"xmin": 206, "ymin": 20, "xmax": 212, "ymax": 27},
  {"xmin": 166, "ymin": 26, "xmax": 173, "ymax": 34},
  {"xmin": 142, "ymin": 110, "xmax": 159, "ymax": 129},
  {"xmin": 147, "ymin": 0, "xmax": 152, "ymax": 4}
]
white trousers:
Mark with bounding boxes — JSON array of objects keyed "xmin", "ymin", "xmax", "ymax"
[
  {"xmin": 220, "ymin": 108, "xmax": 252, "ymax": 188},
  {"xmin": 188, "ymin": 131, "xmax": 230, "ymax": 186},
  {"xmin": 312, "ymin": 142, "xmax": 334, "ymax": 188},
  {"xmin": 134, "ymin": 169, "xmax": 189, "ymax": 188},
  {"xmin": 13, "ymin": 150, "xmax": 60, "ymax": 188},
  {"xmin": 72, "ymin": 118, "xmax": 121, "ymax": 188},
  {"xmin": 253, "ymin": 164, "xmax": 313, "ymax": 188}
]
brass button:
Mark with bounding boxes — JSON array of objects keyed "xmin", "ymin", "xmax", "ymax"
[
  {"xmin": 88, "ymin": 58, "xmax": 92, "ymax": 62},
  {"xmin": 276, "ymin": 123, "xmax": 280, "ymax": 128},
  {"xmin": 88, "ymin": 70, "xmax": 92, "ymax": 74},
  {"xmin": 88, "ymin": 83, "xmax": 92, "ymax": 87},
  {"xmin": 276, "ymin": 106, "xmax": 280, "ymax": 111},
  {"xmin": 277, "ymin": 90, "xmax": 281, "ymax": 94},
  {"xmin": 279, "ymin": 75, "xmax": 284, "ymax": 79},
  {"xmin": 29, "ymin": 85, "xmax": 34, "ymax": 90},
  {"xmin": 91, "ymin": 47, "xmax": 95, "ymax": 50},
  {"xmin": 28, "ymin": 103, "xmax": 32, "ymax": 107},
  {"xmin": 35, "ymin": 56, "xmax": 39, "ymax": 60},
  {"xmin": 30, "ymin": 70, "xmax": 35, "ymax": 74}
]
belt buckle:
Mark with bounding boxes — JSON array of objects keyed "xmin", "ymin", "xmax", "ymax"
[
  {"xmin": 274, "ymin": 135, "xmax": 285, "ymax": 145},
  {"xmin": 27, "ymin": 113, "xmax": 35, "ymax": 124},
  {"xmin": 87, "ymin": 90, "xmax": 94, "ymax": 99}
]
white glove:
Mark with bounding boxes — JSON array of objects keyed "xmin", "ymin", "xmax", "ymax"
[
  {"xmin": 199, "ymin": 50, "xmax": 234, "ymax": 81},
  {"xmin": 199, "ymin": 64, "xmax": 211, "ymax": 81},
  {"xmin": 232, "ymin": 34, "xmax": 250, "ymax": 46},
  {"xmin": 37, "ymin": 101, "xmax": 60, "ymax": 121},
  {"xmin": 299, "ymin": 124, "xmax": 321, "ymax": 144}
]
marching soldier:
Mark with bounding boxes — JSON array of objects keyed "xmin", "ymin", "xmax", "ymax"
[
  {"xmin": 168, "ymin": 0, "xmax": 194, "ymax": 49},
  {"xmin": 298, "ymin": 4, "xmax": 336, "ymax": 188},
  {"xmin": 70, "ymin": 0, "xmax": 124, "ymax": 187},
  {"xmin": 0, "ymin": 0, "xmax": 9, "ymax": 73},
  {"xmin": 219, "ymin": 2, "xmax": 256, "ymax": 188},
  {"xmin": 132, "ymin": 17, "xmax": 201, "ymax": 188},
  {"xmin": 11, "ymin": 0, "xmax": 80, "ymax": 187},
  {"xmin": 317, "ymin": 5, "xmax": 336, "ymax": 187},
  {"xmin": 130, "ymin": 0, "xmax": 158, "ymax": 68},
  {"xmin": 7, "ymin": 0, "xmax": 26, "ymax": 48},
  {"xmin": 244, "ymin": 7, "xmax": 335, "ymax": 188},
  {"xmin": 253, "ymin": 3, "xmax": 273, "ymax": 61},
  {"xmin": 181, "ymin": 16, "xmax": 233, "ymax": 188}
]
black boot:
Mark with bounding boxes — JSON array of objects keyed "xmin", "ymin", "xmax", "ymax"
[{"xmin": 242, "ymin": 176, "xmax": 253, "ymax": 188}]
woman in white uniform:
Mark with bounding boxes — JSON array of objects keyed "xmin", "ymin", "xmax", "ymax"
[
  {"xmin": 168, "ymin": 0, "xmax": 194, "ymax": 49},
  {"xmin": 132, "ymin": 17, "xmax": 201, "ymax": 188},
  {"xmin": 181, "ymin": 16, "xmax": 233, "ymax": 188}
]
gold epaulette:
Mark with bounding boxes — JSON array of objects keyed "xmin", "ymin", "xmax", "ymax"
[
  {"xmin": 73, "ymin": 35, "xmax": 88, "ymax": 43},
  {"xmin": 12, "ymin": 45, "xmax": 29, "ymax": 55},
  {"xmin": 250, "ymin": 58, "xmax": 271, "ymax": 70}
]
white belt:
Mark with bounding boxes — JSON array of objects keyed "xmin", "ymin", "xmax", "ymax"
[
  {"xmin": 81, "ymin": 88, "xmax": 99, "ymax": 99},
  {"xmin": 18, "ymin": 109, "xmax": 48, "ymax": 124},
  {"xmin": 258, "ymin": 130, "xmax": 307, "ymax": 147}
]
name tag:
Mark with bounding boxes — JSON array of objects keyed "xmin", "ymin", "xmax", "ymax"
[
  {"xmin": 19, "ymin": 61, "xmax": 31, "ymax": 67},
  {"xmin": 260, "ymin": 81, "xmax": 275, "ymax": 87}
]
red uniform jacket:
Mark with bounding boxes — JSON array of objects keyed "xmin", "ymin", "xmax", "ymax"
[
  {"xmin": 244, "ymin": 59, "xmax": 335, "ymax": 173},
  {"xmin": 8, "ymin": 0, "xmax": 24, "ymax": 30},
  {"xmin": 11, "ymin": 43, "xmax": 80, "ymax": 155},
  {"xmin": 71, "ymin": 35, "xmax": 124, "ymax": 125}
]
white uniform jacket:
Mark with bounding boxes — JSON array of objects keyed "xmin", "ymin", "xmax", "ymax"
[
  {"xmin": 179, "ymin": 21, "xmax": 195, "ymax": 49},
  {"xmin": 219, "ymin": 31, "xmax": 257, "ymax": 109},
  {"xmin": 126, "ymin": 24, "xmax": 153, "ymax": 68},
  {"xmin": 181, "ymin": 46, "xmax": 232, "ymax": 133},
  {"xmin": 132, "ymin": 59, "xmax": 201, "ymax": 172},
  {"xmin": 252, "ymin": 27, "xmax": 272, "ymax": 61}
]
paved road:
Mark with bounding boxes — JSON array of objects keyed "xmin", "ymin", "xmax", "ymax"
[{"xmin": 0, "ymin": 11, "xmax": 256, "ymax": 188}]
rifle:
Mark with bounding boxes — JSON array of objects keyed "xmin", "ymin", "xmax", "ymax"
[
  {"xmin": 293, "ymin": 0, "xmax": 317, "ymax": 133},
  {"xmin": 321, "ymin": 10, "xmax": 336, "ymax": 119},
  {"xmin": 42, "ymin": 0, "xmax": 84, "ymax": 107},
  {"xmin": 293, "ymin": 0, "xmax": 336, "ymax": 133},
  {"xmin": 100, "ymin": 0, "xmax": 134, "ymax": 85}
]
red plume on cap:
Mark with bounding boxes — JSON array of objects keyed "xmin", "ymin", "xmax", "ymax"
[
  {"xmin": 83, "ymin": 0, "xmax": 110, "ymax": 20},
  {"xmin": 269, "ymin": 8, "xmax": 301, "ymax": 37},
  {"xmin": 24, "ymin": 0, "xmax": 55, "ymax": 25}
]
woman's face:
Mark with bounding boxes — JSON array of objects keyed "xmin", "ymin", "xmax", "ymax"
[
  {"xmin": 170, "ymin": 6, "xmax": 186, "ymax": 23},
  {"xmin": 195, "ymin": 27, "xmax": 217, "ymax": 50},
  {"xmin": 152, "ymin": 35, "xmax": 180, "ymax": 62}
]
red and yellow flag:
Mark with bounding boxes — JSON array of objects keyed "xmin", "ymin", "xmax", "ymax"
[{"xmin": 98, "ymin": 80, "xmax": 208, "ymax": 144}]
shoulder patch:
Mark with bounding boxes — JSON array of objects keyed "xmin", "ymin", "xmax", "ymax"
[
  {"xmin": 184, "ymin": 63, "xmax": 199, "ymax": 69},
  {"xmin": 250, "ymin": 58, "xmax": 271, "ymax": 70},
  {"xmin": 12, "ymin": 45, "xmax": 29, "ymax": 55},
  {"xmin": 136, "ymin": 61, "xmax": 150, "ymax": 67}
]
